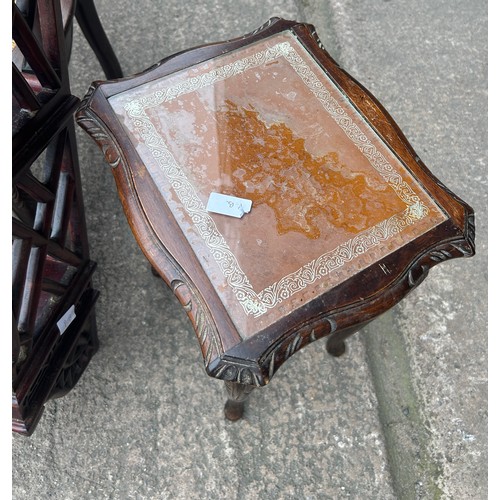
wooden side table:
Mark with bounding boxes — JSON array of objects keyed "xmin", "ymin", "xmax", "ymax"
[{"xmin": 76, "ymin": 18, "xmax": 475, "ymax": 420}]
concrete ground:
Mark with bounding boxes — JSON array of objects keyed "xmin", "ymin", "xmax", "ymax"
[{"xmin": 12, "ymin": 1, "xmax": 487, "ymax": 499}]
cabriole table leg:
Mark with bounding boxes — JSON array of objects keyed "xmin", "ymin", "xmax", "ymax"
[
  {"xmin": 224, "ymin": 381, "xmax": 255, "ymax": 421},
  {"xmin": 326, "ymin": 334, "xmax": 347, "ymax": 357}
]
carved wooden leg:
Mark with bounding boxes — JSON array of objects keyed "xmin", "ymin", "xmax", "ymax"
[
  {"xmin": 75, "ymin": 0, "xmax": 123, "ymax": 79},
  {"xmin": 224, "ymin": 381, "xmax": 254, "ymax": 421},
  {"xmin": 326, "ymin": 334, "xmax": 346, "ymax": 357}
]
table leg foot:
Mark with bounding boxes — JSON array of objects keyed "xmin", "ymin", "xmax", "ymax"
[
  {"xmin": 326, "ymin": 335, "xmax": 346, "ymax": 357},
  {"xmin": 224, "ymin": 400, "xmax": 245, "ymax": 421},
  {"xmin": 224, "ymin": 381, "xmax": 254, "ymax": 421}
]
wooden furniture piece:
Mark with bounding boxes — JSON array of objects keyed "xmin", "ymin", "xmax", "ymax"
[
  {"xmin": 76, "ymin": 18, "xmax": 475, "ymax": 420},
  {"xmin": 12, "ymin": 0, "xmax": 122, "ymax": 435}
]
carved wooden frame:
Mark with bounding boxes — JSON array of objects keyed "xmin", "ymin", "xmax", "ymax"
[{"xmin": 76, "ymin": 18, "xmax": 474, "ymax": 395}]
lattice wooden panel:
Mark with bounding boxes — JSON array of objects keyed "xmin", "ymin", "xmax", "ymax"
[{"xmin": 12, "ymin": 0, "xmax": 99, "ymax": 435}]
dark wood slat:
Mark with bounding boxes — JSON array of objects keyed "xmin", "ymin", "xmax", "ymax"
[
  {"xmin": 12, "ymin": 4, "xmax": 61, "ymax": 90},
  {"xmin": 13, "ymin": 313, "xmax": 21, "ymax": 378},
  {"xmin": 50, "ymin": 172, "xmax": 74, "ymax": 245},
  {"xmin": 12, "ymin": 63, "xmax": 40, "ymax": 112},
  {"xmin": 12, "ymin": 218, "xmax": 82, "ymax": 267},
  {"xmin": 13, "ymin": 97, "xmax": 79, "ymax": 179},
  {"xmin": 61, "ymin": 122, "xmax": 91, "ymax": 260},
  {"xmin": 12, "ymin": 238, "xmax": 32, "ymax": 320},
  {"xmin": 43, "ymin": 126, "xmax": 70, "ymax": 243},
  {"xmin": 17, "ymin": 172, "xmax": 55, "ymax": 204},
  {"xmin": 17, "ymin": 246, "xmax": 47, "ymax": 334},
  {"xmin": 41, "ymin": 277, "xmax": 67, "ymax": 296},
  {"xmin": 37, "ymin": 0, "xmax": 66, "ymax": 81},
  {"xmin": 12, "ymin": 186, "xmax": 36, "ymax": 226},
  {"xmin": 32, "ymin": 200, "xmax": 48, "ymax": 234}
]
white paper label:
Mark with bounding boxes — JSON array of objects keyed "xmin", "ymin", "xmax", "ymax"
[
  {"xmin": 206, "ymin": 192, "xmax": 252, "ymax": 218},
  {"xmin": 57, "ymin": 305, "xmax": 76, "ymax": 335}
]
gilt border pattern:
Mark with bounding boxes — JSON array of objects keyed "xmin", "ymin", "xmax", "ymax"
[{"xmin": 120, "ymin": 39, "xmax": 433, "ymax": 317}]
